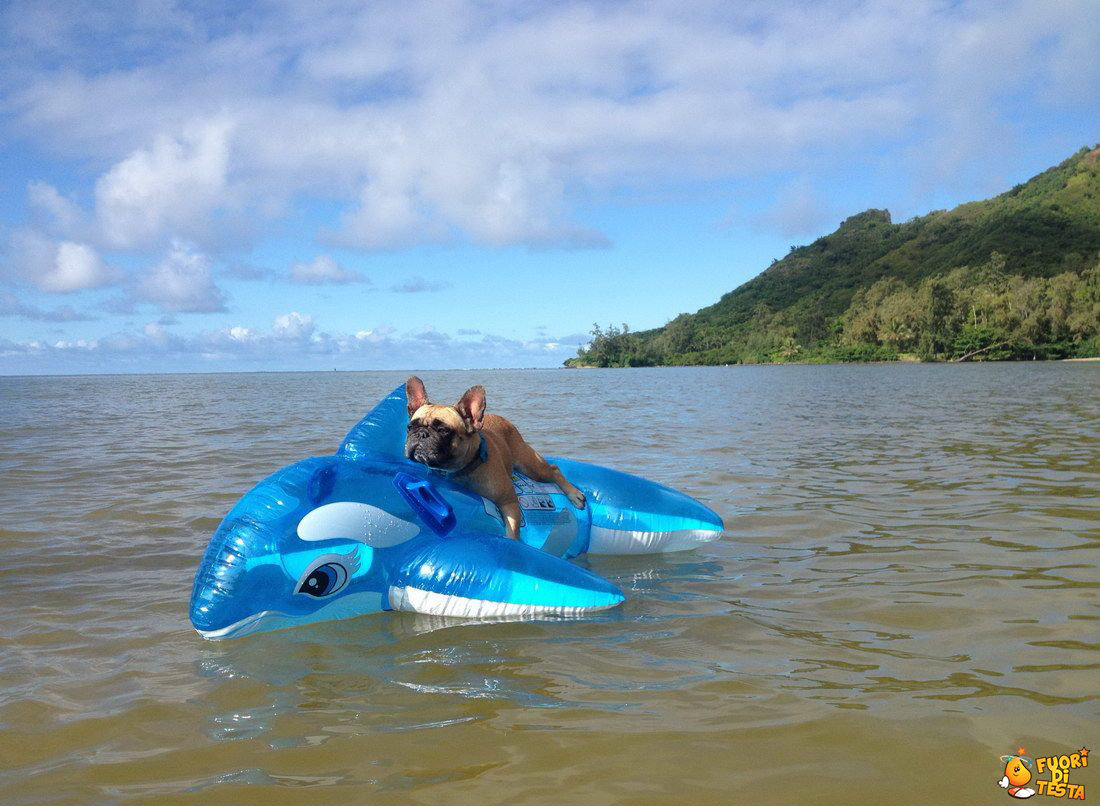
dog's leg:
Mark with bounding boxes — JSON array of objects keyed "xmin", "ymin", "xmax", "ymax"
[
  {"xmin": 512, "ymin": 443, "xmax": 587, "ymax": 510},
  {"xmin": 498, "ymin": 499, "xmax": 523, "ymax": 540}
]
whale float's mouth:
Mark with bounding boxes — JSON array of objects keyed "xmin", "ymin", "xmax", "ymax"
[
  {"xmin": 387, "ymin": 585, "xmax": 623, "ymax": 619},
  {"xmin": 195, "ymin": 590, "xmax": 387, "ymax": 640},
  {"xmin": 195, "ymin": 609, "xmax": 280, "ymax": 640}
]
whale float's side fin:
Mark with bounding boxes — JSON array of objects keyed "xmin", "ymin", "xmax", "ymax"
[{"xmin": 338, "ymin": 383, "xmax": 410, "ymax": 461}]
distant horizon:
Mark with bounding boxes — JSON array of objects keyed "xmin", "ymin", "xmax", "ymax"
[
  {"xmin": 0, "ymin": 365, "xmax": 584, "ymax": 379},
  {"xmin": 4, "ymin": 356, "xmax": 1099, "ymax": 379}
]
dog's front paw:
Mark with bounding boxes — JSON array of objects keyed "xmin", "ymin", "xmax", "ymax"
[{"xmin": 569, "ymin": 490, "xmax": 586, "ymax": 510}]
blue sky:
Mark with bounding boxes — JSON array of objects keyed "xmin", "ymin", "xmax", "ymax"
[{"xmin": 1, "ymin": 0, "xmax": 1098, "ymax": 374}]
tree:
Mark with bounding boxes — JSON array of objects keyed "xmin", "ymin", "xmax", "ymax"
[{"xmin": 918, "ymin": 277, "xmax": 958, "ymax": 357}]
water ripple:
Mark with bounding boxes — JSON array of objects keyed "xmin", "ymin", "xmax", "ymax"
[{"xmin": 1, "ymin": 365, "xmax": 1098, "ymax": 804}]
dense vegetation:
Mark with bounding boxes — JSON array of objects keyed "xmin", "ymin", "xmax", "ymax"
[{"xmin": 568, "ymin": 146, "xmax": 1100, "ymax": 366}]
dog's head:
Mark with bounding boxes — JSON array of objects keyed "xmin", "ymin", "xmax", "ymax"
[{"xmin": 404, "ymin": 376, "xmax": 485, "ymax": 470}]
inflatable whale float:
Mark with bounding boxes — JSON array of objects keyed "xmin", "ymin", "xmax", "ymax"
[{"xmin": 189, "ymin": 384, "xmax": 724, "ymax": 639}]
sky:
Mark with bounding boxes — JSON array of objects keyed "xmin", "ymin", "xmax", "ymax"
[{"xmin": 1, "ymin": 0, "xmax": 1098, "ymax": 375}]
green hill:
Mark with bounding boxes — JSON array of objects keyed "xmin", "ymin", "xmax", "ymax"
[{"xmin": 570, "ymin": 146, "xmax": 1100, "ymax": 365}]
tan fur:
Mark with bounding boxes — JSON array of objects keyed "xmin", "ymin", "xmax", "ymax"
[{"xmin": 406, "ymin": 381, "xmax": 586, "ymax": 540}]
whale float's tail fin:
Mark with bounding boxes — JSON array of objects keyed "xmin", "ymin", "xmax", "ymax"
[{"xmin": 338, "ymin": 384, "xmax": 409, "ymax": 461}]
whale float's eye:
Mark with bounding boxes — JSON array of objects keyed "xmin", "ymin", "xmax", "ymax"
[
  {"xmin": 298, "ymin": 563, "xmax": 347, "ymax": 597},
  {"xmin": 295, "ymin": 550, "xmax": 361, "ymax": 598}
]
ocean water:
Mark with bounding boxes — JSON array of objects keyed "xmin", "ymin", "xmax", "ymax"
[{"xmin": 1, "ymin": 365, "xmax": 1097, "ymax": 805}]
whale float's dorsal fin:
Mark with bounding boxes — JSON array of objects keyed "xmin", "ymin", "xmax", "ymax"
[{"xmin": 338, "ymin": 383, "xmax": 410, "ymax": 461}]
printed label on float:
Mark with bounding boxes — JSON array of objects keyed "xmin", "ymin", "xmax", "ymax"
[
  {"xmin": 518, "ymin": 494, "xmax": 556, "ymax": 511},
  {"xmin": 511, "ymin": 473, "xmax": 561, "ymax": 497}
]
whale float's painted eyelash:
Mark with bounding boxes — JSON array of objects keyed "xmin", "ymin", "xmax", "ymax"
[{"xmin": 295, "ymin": 550, "xmax": 361, "ymax": 598}]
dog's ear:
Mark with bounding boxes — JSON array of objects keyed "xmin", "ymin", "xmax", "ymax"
[
  {"xmin": 406, "ymin": 376, "xmax": 429, "ymax": 418},
  {"xmin": 455, "ymin": 385, "xmax": 486, "ymax": 432}
]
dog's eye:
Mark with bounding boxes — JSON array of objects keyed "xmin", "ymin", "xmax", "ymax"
[{"xmin": 434, "ymin": 424, "xmax": 451, "ymax": 435}]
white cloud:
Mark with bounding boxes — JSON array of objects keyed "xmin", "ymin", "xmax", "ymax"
[
  {"xmin": 222, "ymin": 262, "xmax": 273, "ymax": 281},
  {"xmin": 289, "ymin": 255, "xmax": 364, "ymax": 285},
  {"xmin": 354, "ymin": 325, "xmax": 393, "ymax": 340},
  {"xmin": 6, "ymin": 231, "xmax": 118, "ymax": 292},
  {"xmin": 339, "ymin": 174, "xmax": 437, "ymax": 249},
  {"xmin": 272, "ymin": 311, "xmax": 315, "ymax": 340},
  {"xmin": 44, "ymin": 242, "xmax": 111, "ymax": 292},
  {"xmin": 389, "ymin": 276, "xmax": 451, "ymax": 293},
  {"xmin": 27, "ymin": 181, "xmax": 85, "ymax": 235},
  {"xmin": 94, "ymin": 119, "xmax": 233, "ymax": 249},
  {"xmin": 51, "ymin": 338, "xmax": 96, "ymax": 350},
  {"xmin": 0, "ymin": 291, "xmax": 94, "ymax": 321},
  {"xmin": 138, "ymin": 320, "xmax": 187, "ymax": 351},
  {"xmin": 411, "ymin": 327, "xmax": 451, "ymax": 343},
  {"xmin": 0, "ymin": 321, "xmax": 580, "ymax": 367},
  {"xmin": 4, "ymin": 0, "xmax": 1093, "ymax": 254},
  {"xmin": 0, "ymin": 311, "xmax": 591, "ymax": 371},
  {"xmin": 751, "ymin": 177, "xmax": 836, "ymax": 238},
  {"xmin": 136, "ymin": 241, "xmax": 226, "ymax": 312}
]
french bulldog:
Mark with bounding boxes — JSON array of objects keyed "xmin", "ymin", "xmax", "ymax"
[{"xmin": 403, "ymin": 376, "xmax": 586, "ymax": 540}]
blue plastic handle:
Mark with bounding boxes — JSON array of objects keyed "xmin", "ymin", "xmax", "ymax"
[{"xmin": 393, "ymin": 473, "xmax": 457, "ymax": 536}]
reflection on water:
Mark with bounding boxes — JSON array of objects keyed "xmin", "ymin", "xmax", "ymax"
[{"xmin": 1, "ymin": 364, "xmax": 1097, "ymax": 804}]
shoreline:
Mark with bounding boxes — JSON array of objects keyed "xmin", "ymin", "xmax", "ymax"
[{"xmin": 565, "ymin": 356, "xmax": 1100, "ymax": 368}]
